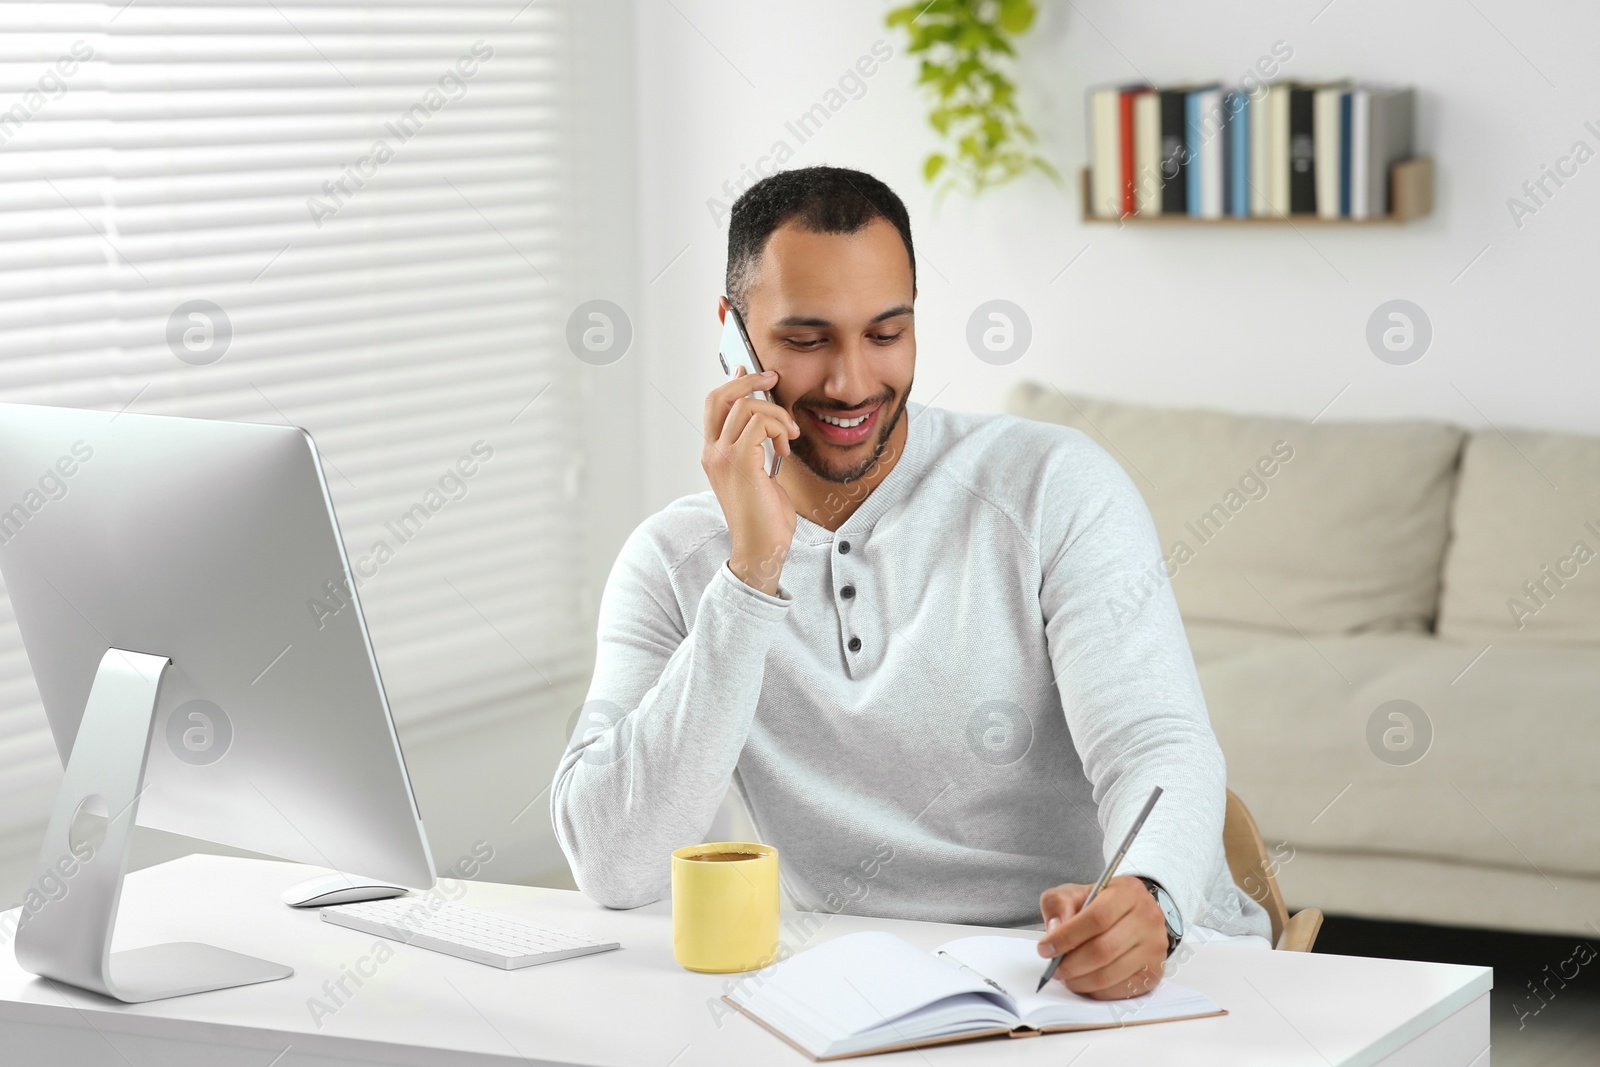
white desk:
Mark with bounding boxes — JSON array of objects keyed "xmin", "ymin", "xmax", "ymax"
[{"xmin": 1, "ymin": 855, "xmax": 1491, "ymax": 1066}]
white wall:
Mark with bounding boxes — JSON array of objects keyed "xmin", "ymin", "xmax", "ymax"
[{"xmin": 632, "ymin": 0, "xmax": 1600, "ymax": 513}]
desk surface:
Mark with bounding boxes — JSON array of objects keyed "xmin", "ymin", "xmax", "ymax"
[{"xmin": 0, "ymin": 855, "xmax": 1491, "ymax": 1067}]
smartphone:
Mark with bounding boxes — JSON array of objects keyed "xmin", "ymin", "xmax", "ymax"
[{"xmin": 717, "ymin": 305, "xmax": 781, "ymax": 477}]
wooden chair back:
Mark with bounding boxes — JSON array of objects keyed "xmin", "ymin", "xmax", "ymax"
[{"xmin": 1222, "ymin": 788, "xmax": 1323, "ymax": 952}]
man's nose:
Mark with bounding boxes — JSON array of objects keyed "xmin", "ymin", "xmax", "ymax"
[{"xmin": 822, "ymin": 341, "xmax": 875, "ymax": 402}]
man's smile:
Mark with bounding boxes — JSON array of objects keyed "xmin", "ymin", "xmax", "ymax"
[{"xmin": 801, "ymin": 401, "xmax": 882, "ymax": 447}]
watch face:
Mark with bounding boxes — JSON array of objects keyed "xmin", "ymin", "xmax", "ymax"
[{"xmin": 1150, "ymin": 883, "xmax": 1184, "ymax": 936}]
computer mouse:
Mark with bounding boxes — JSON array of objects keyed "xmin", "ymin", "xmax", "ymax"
[{"xmin": 281, "ymin": 873, "xmax": 411, "ymax": 908}]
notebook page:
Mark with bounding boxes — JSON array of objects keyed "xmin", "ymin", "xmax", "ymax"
[
  {"xmin": 936, "ymin": 935, "xmax": 1222, "ymax": 1030},
  {"xmin": 731, "ymin": 931, "xmax": 1018, "ymax": 1046}
]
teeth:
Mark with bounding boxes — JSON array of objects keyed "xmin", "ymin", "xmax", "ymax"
[{"xmin": 817, "ymin": 412, "xmax": 868, "ymax": 428}]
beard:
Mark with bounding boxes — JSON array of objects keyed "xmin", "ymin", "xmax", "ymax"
[{"xmin": 782, "ymin": 380, "xmax": 912, "ymax": 485}]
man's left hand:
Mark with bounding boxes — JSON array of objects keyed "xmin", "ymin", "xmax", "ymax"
[{"xmin": 1036, "ymin": 875, "xmax": 1168, "ymax": 1000}]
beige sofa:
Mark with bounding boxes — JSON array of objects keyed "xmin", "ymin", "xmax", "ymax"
[{"xmin": 1009, "ymin": 382, "xmax": 1600, "ymax": 937}]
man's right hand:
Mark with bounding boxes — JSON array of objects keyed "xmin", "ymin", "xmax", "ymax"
[{"xmin": 702, "ymin": 368, "xmax": 800, "ymax": 596}]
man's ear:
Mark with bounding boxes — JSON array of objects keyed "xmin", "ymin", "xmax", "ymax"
[{"xmin": 716, "ymin": 295, "xmax": 731, "ymax": 324}]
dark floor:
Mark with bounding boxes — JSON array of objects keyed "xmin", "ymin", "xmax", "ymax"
[{"xmin": 1316, "ymin": 914, "xmax": 1600, "ymax": 1066}]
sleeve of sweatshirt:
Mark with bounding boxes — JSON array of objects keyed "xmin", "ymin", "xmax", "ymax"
[
  {"xmin": 550, "ymin": 521, "xmax": 792, "ymax": 909},
  {"xmin": 1034, "ymin": 433, "xmax": 1229, "ymax": 932}
]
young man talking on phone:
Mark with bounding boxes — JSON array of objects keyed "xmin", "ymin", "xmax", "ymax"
[{"xmin": 552, "ymin": 166, "xmax": 1271, "ymax": 1000}]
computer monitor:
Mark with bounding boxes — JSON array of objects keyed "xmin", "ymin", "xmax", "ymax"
[{"xmin": 0, "ymin": 401, "xmax": 436, "ymax": 1001}]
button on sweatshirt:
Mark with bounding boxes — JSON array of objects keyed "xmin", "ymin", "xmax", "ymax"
[{"xmin": 552, "ymin": 403, "xmax": 1272, "ymax": 941}]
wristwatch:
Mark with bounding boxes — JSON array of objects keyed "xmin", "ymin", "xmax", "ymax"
[{"xmin": 1139, "ymin": 877, "xmax": 1184, "ymax": 958}]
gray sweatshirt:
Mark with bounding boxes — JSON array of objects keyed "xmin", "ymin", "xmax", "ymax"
[{"xmin": 552, "ymin": 403, "xmax": 1271, "ymax": 941}]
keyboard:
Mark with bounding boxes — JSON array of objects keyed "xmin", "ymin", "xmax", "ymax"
[{"xmin": 320, "ymin": 896, "xmax": 620, "ymax": 970}]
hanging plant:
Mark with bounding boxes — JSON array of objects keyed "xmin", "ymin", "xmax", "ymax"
[{"xmin": 885, "ymin": 0, "xmax": 1059, "ymax": 199}]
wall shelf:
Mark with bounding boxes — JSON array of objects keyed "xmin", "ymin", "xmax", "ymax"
[{"xmin": 1080, "ymin": 157, "xmax": 1433, "ymax": 225}]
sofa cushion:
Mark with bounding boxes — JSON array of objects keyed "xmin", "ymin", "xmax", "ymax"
[
  {"xmin": 1437, "ymin": 429, "xmax": 1600, "ymax": 645},
  {"xmin": 1007, "ymin": 383, "xmax": 1464, "ymax": 634},
  {"xmin": 1198, "ymin": 628, "xmax": 1600, "ymax": 876},
  {"xmin": 1184, "ymin": 621, "xmax": 1300, "ymax": 668}
]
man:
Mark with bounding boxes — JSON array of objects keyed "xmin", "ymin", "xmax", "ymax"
[{"xmin": 552, "ymin": 166, "xmax": 1271, "ymax": 1000}]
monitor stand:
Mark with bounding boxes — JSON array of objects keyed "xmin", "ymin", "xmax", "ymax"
[{"xmin": 13, "ymin": 648, "xmax": 293, "ymax": 1002}]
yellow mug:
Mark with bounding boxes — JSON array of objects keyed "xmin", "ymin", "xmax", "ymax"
[{"xmin": 671, "ymin": 841, "xmax": 780, "ymax": 973}]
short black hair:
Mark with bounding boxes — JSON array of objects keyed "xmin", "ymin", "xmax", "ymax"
[{"xmin": 725, "ymin": 166, "xmax": 915, "ymax": 318}]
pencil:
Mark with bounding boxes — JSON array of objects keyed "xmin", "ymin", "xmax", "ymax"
[{"xmin": 1035, "ymin": 785, "xmax": 1163, "ymax": 993}]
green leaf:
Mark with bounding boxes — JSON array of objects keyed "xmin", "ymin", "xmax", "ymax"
[
  {"xmin": 956, "ymin": 23, "xmax": 987, "ymax": 49},
  {"xmin": 998, "ymin": 0, "xmax": 1036, "ymax": 34},
  {"xmin": 923, "ymin": 153, "xmax": 947, "ymax": 181}
]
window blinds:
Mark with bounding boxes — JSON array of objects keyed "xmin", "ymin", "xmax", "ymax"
[{"xmin": 0, "ymin": 1, "xmax": 583, "ymax": 854}]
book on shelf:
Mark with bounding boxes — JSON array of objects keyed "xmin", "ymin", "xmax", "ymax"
[
  {"xmin": 1288, "ymin": 84, "xmax": 1317, "ymax": 214},
  {"xmin": 1133, "ymin": 88, "xmax": 1162, "ymax": 215},
  {"xmin": 724, "ymin": 931, "xmax": 1226, "ymax": 1061},
  {"xmin": 1185, "ymin": 85, "xmax": 1224, "ymax": 219},
  {"xmin": 1339, "ymin": 90, "xmax": 1354, "ymax": 217},
  {"xmin": 1266, "ymin": 81, "xmax": 1292, "ymax": 215},
  {"xmin": 1085, "ymin": 79, "xmax": 1417, "ymax": 220},
  {"xmin": 1362, "ymin": 86, "xmax": 1416, "ymax": 217},
  {"xmin": 1249, "ymin": 83, "xmax": 1273, "ymax": 215},
  {"xmin": 1158, "ymin": 88, "xmax": 1190, "ymax": 214},
  {"xmin": 1313, "ymin": 81, "xmax": 1352, "ymax": 219},
  {"xmin": 1119, "ymin": 87, "xmax": 1140, "ymax": 217},
  {"xmin": 1349, "ymin": 88, "xmax": 1372, "ymax": 218},
  {"xmin": 1224, "ymin": 90, "xmax": 1250, "ymax": 217},
  {"xmin": 1088, "ymin": 85, "xmax": 1122, "ymax": 217}
]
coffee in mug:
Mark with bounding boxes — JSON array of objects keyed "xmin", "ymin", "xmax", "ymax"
[{"xmin": 671, "ymin": 841, "xmax": 779, "ymax": 973}]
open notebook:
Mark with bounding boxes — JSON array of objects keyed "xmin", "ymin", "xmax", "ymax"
[{"xmin": 724, "ymin": 930, "xmax": 1225, "ymax": 1061}]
